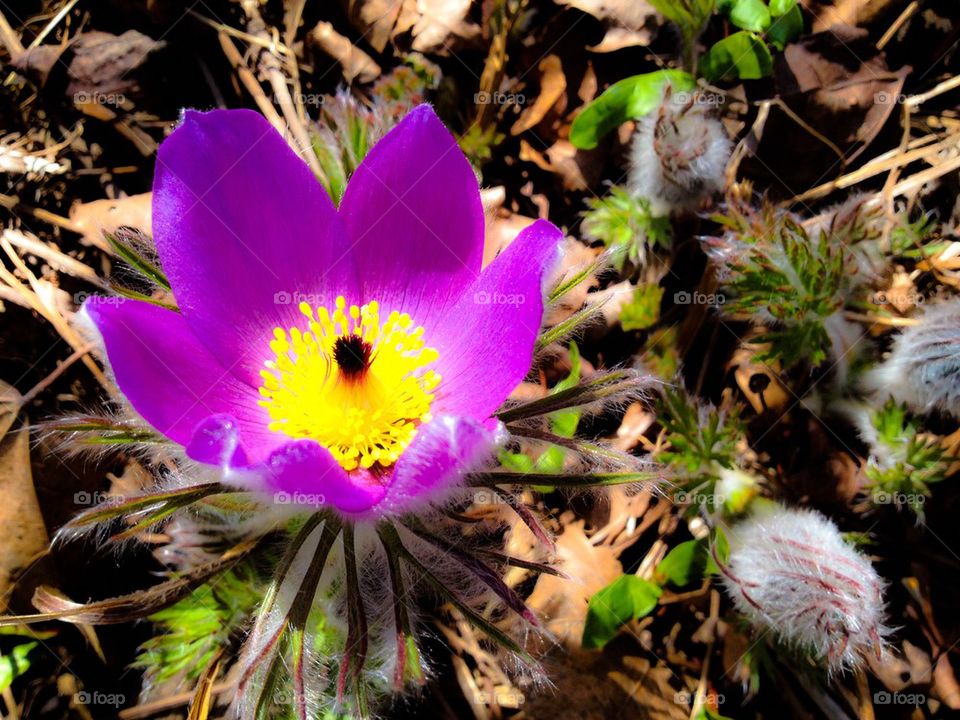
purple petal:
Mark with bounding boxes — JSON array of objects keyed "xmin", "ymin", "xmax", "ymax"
[
  {"xmin": 263, "ymin": 440, "xmax": 387, "ymax": 513},
  {"xmin": 186, "ymin": 415, "xmax": 250, "ymax": 467},
  {"xmin": 430, "ymin": 219, "xmax": 563, "ymax": 421},
  {"xmin": 338, "ymin": 105, "xmax": 483, "ymax": 322},
  {"xmin": 84, "ymin": 297, "xmax": 279, "ymax": 461},
  {"xmin": 376, "ymin": 416, "xmax": 495, "ymax": 516},
  {"xmin": 153, "ymin": 109, "xmax": 359, "ymax": 387}
]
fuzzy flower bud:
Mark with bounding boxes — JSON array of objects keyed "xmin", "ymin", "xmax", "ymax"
[
  {"xmin": 628, "ymin": 88, "xmax": 731, "ymax": 215},
  {"xmin": 865, "ymin": 296, "xmax": 960, "ymax": 417},
  {"xmin": 718, "ymin": 505, "xmax": 888, "ymax": 673}
]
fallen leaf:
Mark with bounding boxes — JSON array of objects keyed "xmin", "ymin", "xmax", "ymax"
[
  {"xmin": 525, "ymin": 520, "xmax": 622, "ymax": 647},
  {"xmin": 0, "ymin": 381, "xmax": 49, "ymax": 612},
  {"xmin": 556, "ymin": 0, "xmax": 658, "ymax": 51},
  {"xmin": 67, "ymin": 30, "xmax": 164, "ymax": 98},
  {"xmin": 308, "ymin": 21, "xmax": 382, "ymax": 83},
  {"xmin": 69, "ymin": 192, "xmax": 152, "ymax": 250},
  {"xmin": 511, "ymin": 55, "xmax": 567, "ymax": 136}
]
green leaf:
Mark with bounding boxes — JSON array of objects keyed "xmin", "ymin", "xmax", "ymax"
[
  {"xmin": 728, "ymin": 0, "xmax": 771, "ymax": 31},
  {"xmin": 570, "ymin": 70, "xmax": 696, "ymax": 149},
  {"xmin": 701, "ymin": 32, "xmax": 773, "ymax": 82},
  {"xmin": 706, "ymin": 527, "xmax": 730, "ymax": 575},
  {"xmin": 655, "ymin": 540, "xmax": 710, "ymax": 587},
  {"xmin": 0, "ymin": 642, "xmax": 37, "ymax": 691},
  {"xmin": 766, "ymin": 3, "xmax": 803, "ymax": 50},
  {"xmin": 768, "ymin": 0, "xmax": 796, "ymax": 14},
  {"xmin": 695, "ymin": 708, "xmax": 737, "ymax": 720},
  {"xmin": 620, "ymin": 284, "xmax": 664, "ymax": 331},
  {"xmin": 582, "ymin": 576, "xmax": 662, "ymax": 649}
]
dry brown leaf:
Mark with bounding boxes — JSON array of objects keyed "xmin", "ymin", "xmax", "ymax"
[
  {"xmin": 0, "ymin": 380, "xmax": 49, "ymax": 612},
  {"xmin": 614, "ymin": 402, "xmax": 656, "ymax": 452},
  {"xmin": 511, "ymin": 55, "xmax": 567, "ymax": 136},
  {"xmin": 69, "ymin": 192, "xmax": 152, "ymax": 250},
  {"xmin": 397, "ymin": 0, "xmax": 480, "ymax": 53},
  {"xmin": 67, "ymin": 30, "xmax": 164, "ymax": 98},
  {"xmin": 344, "ymin": 0, "xmax": 404, "ymax": 53},
  {"xmin": 934, "ymin": 653, "xmax": 960, "ymax": 710},
  {"xmin": 555, "ymin": 0, "xmax": 657, "ymax": 51},
  {"xmin": 483, "ymin": 211, "xmax": 538, "ymax": 267},
  {"xmin": 810, "ymin": 0, "xmax": 900, "ymax": 32},
  {"xmin": 525, "ymin": 520, "xmax": 621, "ymax": 647},
  {"xmin": 609, "ymin": 655, "xmax": 690, "ymax": 720},
  {"xmin": 308, "ymin": 21, "xmax": 382, "ymax": 83}
]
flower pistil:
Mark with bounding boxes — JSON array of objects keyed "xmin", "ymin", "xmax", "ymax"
[{"xmin": 258, "ymin": 296, "xmax": 441, "ymax": 471}]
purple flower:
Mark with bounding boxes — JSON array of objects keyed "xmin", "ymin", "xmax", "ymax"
[{"xmin": 84, "ymin": 105, "xmax": 561, "ymax": 517}]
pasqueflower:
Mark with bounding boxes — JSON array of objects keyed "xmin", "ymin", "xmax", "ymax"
[{"xmin": 84, "ymin": 105, "xmax": 562, "ymax": 517}]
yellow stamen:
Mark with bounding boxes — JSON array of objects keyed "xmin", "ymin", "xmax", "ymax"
[{"xmin": 258, "ymin": 296, "xmax": 441, "ymax": 471}]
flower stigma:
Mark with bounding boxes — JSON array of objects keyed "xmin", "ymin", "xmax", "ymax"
[{"xmin": 258, "ymin": 296, "xmax": 441, "ymax": 471}]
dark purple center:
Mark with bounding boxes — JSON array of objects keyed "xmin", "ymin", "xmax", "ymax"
[{"xmin": 333, "ymin": 335, "xmax": 373, "ymax": 377}]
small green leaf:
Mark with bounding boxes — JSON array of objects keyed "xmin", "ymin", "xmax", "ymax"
[
  {"xmin": 705, "ymin": 527, "xmax": 730, "ymax": 575},
  {"xmin": 0, "ymin": 642, "xmax": 37, "ymax": 691},
  {"xmin": 695, "ymin": 708, "xmax": 737, "ymax": 720},
  {"xmin": 655, "ymin": 540, "xmax": 710, "ymax": 587},
  {"xmin": 701, "ymin": 32, "xmax": 774, "ymax": 82},
  {"xmin": 766, "ymin": 3, "xmax": 803, "ymax": 50},
  {"xmin": 620, "ymin": 284, "xmax": 664, "ymax": 331},
  {"xmin": 582, "ymin": 576, "xmax": 662, "ymax": 649},
  {"xmin": 570, "ymin": 70, "xmax": 696, "ymax": 149},
  {"xmin": 768, "ymin": 0, "xmax": 796, "ymax": 14},
  {"xmin": 728, "ymin": 0, "xmax": 771, "ymax": 32}
]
